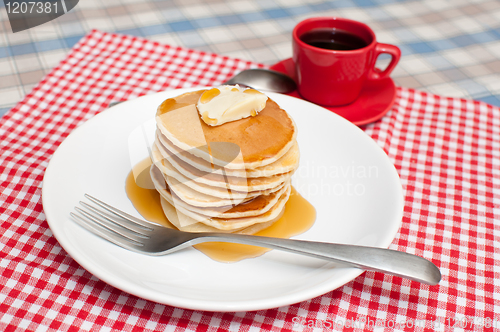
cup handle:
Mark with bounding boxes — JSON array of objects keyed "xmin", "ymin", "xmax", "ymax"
[{"xmin": 368, "ymin": 43, "xmax": 401, "ymax": 80}]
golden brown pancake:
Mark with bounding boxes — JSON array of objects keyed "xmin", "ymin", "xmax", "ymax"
[
  {"xmin": 165, "ymin": 179, "xmax": 287, "ymax": 218},
  {"xmin": 160, "ymin": 185, "xmax": 291, "ymax": 230},
  {"xmin": 156, "ymin": 90, "xmax": 297, "ymax": 169},
  {"xmin": 160, "ymin": 197, "xmax": 284, "ymax": 234},
  {"xmin": 164, "ymin": 176, "xmax": 286, "ymax": 208},
  {"xmin": 156, "ymin": 130, "xmax": 300, "ymax": 178},
  {"xmin": 151, "ymin": 165, "xmax": 291, "ymax": 230},
  {"xmin": 151, "ymin": 87, "xmax": 299, "ymax": 232},
  {"xmin": 153, "ymin": 138, "xmax": 293, "ymax": 192},
  {"xmin": 150, "ymin": 164, "xmax": 288, "ymax": 218},
  {"xmin": 151, "ymin": 145, "xmax": 287, "ymax": 199}
]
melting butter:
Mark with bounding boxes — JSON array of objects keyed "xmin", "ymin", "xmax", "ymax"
[{"xmin": 197, "ymin": 85, "xmax": 268, "ymax": 126}]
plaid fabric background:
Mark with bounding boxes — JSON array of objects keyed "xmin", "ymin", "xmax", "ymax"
[
  {"xmin": 1, "ymin": 30, "xmax": 499, "ymax": 331},
  {"xmin": 1, "ymin": 0, "xmax": 500, "ymax": 117}
]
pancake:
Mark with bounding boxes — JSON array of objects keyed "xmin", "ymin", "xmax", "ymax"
[
  {"xmin": 165, "ymin": 179, "xmax": 288, "ymax": 218},
  {"xmin": 165, "ymin": 176, "xmax": 286, "ymax": 208},
  {"xmin": 155, "ymin": 90, "xmax": 297, "ymax": 169},
  {"xmin": 151, "ymin": 144, "xmax": 290, "ymax": 198},
  {"xmin": 150, "ymin": 87, "xmax": 299, "ymax": 232},
  {"xmin": 151, "ymin": 164, "xmax": 288, "ymax": 218},
  {"xmin": 160, "ymin": 182, "xmax": 291, "ymax": 230},
  {"xmin": 154, "ymin": 138, "xmax": 293, "ymax": 192},
  {"xmin": 156, "ymin": 130, "xmax": 300, "ymax": 178},
  {"xmin": 151, "ymin": 164, "xmax": 291, "ymax": 230},
  {"xmin": 160, "ymin": 197, "xmax": 283, "ymax": 234}
]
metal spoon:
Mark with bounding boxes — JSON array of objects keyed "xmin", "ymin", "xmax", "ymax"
[
  {"xmin": 106, "ymin": 69, "xmax": 296, "ymax": 109},
  {"xmin": 223, "ymin": 68, "xmax": 296, "ymax": 93}
]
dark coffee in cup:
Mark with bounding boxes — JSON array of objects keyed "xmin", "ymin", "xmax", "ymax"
[{"xmin": 299, "ymin": 28, "xmax": 368, "ymax": 51}]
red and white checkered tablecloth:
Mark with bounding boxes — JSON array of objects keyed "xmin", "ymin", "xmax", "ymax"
[{"xmin": 1, "ymin": 30, "xmax": 499, "ymax": 331}]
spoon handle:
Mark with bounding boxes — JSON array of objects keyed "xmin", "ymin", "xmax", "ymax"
[{"xmin": 190, "ymin": 233, "xmax": 441, "ymax": 285}]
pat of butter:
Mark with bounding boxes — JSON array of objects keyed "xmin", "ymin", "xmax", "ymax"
[{"xmin": 197, "ymin": 85, "xmax": 268, "ymax": 126}]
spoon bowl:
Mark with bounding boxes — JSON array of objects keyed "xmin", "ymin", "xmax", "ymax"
[{"xmin": 224, "ymin": 68, "xmax": 296, "ymax": 93}]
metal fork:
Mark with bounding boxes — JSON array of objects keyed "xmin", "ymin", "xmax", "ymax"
[{"xmin": 71, "ymin": 194, "xmax": 441, "ymax": 285}]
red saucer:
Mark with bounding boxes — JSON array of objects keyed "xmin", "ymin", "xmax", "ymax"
[{"xmin": 270, "ymin": 58, "xmax": 397, "ymax": 126}]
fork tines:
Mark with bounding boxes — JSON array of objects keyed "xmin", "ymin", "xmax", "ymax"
[{"xmin": 71, "ymin": 194, "xmax": 155, "ymax": 249}]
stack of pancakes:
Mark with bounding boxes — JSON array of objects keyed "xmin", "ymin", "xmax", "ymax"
[{"xmin": 150, "ymin": 89, "xmax": 299, "ymax": 234}]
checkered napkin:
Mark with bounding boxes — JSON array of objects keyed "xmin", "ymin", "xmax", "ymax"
[{"xmin": 1, "ymin": 30, "xmax": 499, "ymax": 331}]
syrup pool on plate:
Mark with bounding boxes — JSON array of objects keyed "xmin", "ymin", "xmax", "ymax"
[{"xmin": 125, "ymin": 158, "xmax": 316, "ymax": 262}]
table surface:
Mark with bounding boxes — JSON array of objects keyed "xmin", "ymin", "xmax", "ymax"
[{"xmin": 1, "ymin": 0, "xmax": 500, "ymax": 118}]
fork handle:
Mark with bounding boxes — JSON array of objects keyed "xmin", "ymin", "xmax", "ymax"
[{"xmin": 189, "ymin": 234, "xmax": 441, "ymax": 285}]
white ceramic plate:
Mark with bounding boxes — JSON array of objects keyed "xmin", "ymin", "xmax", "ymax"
[{"xmin": 42, "ymin": 88, "xmax": 403, "ymax": 312}]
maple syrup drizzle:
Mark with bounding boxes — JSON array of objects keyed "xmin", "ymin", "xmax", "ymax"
[{"xmin": 125, "ymin": 158, "xmax": 316, "ymax": 262}]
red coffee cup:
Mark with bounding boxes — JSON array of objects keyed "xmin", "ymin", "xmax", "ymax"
[{"xmin": 292, "ymin": 17, "xmax": 401, "ymax": 106}]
